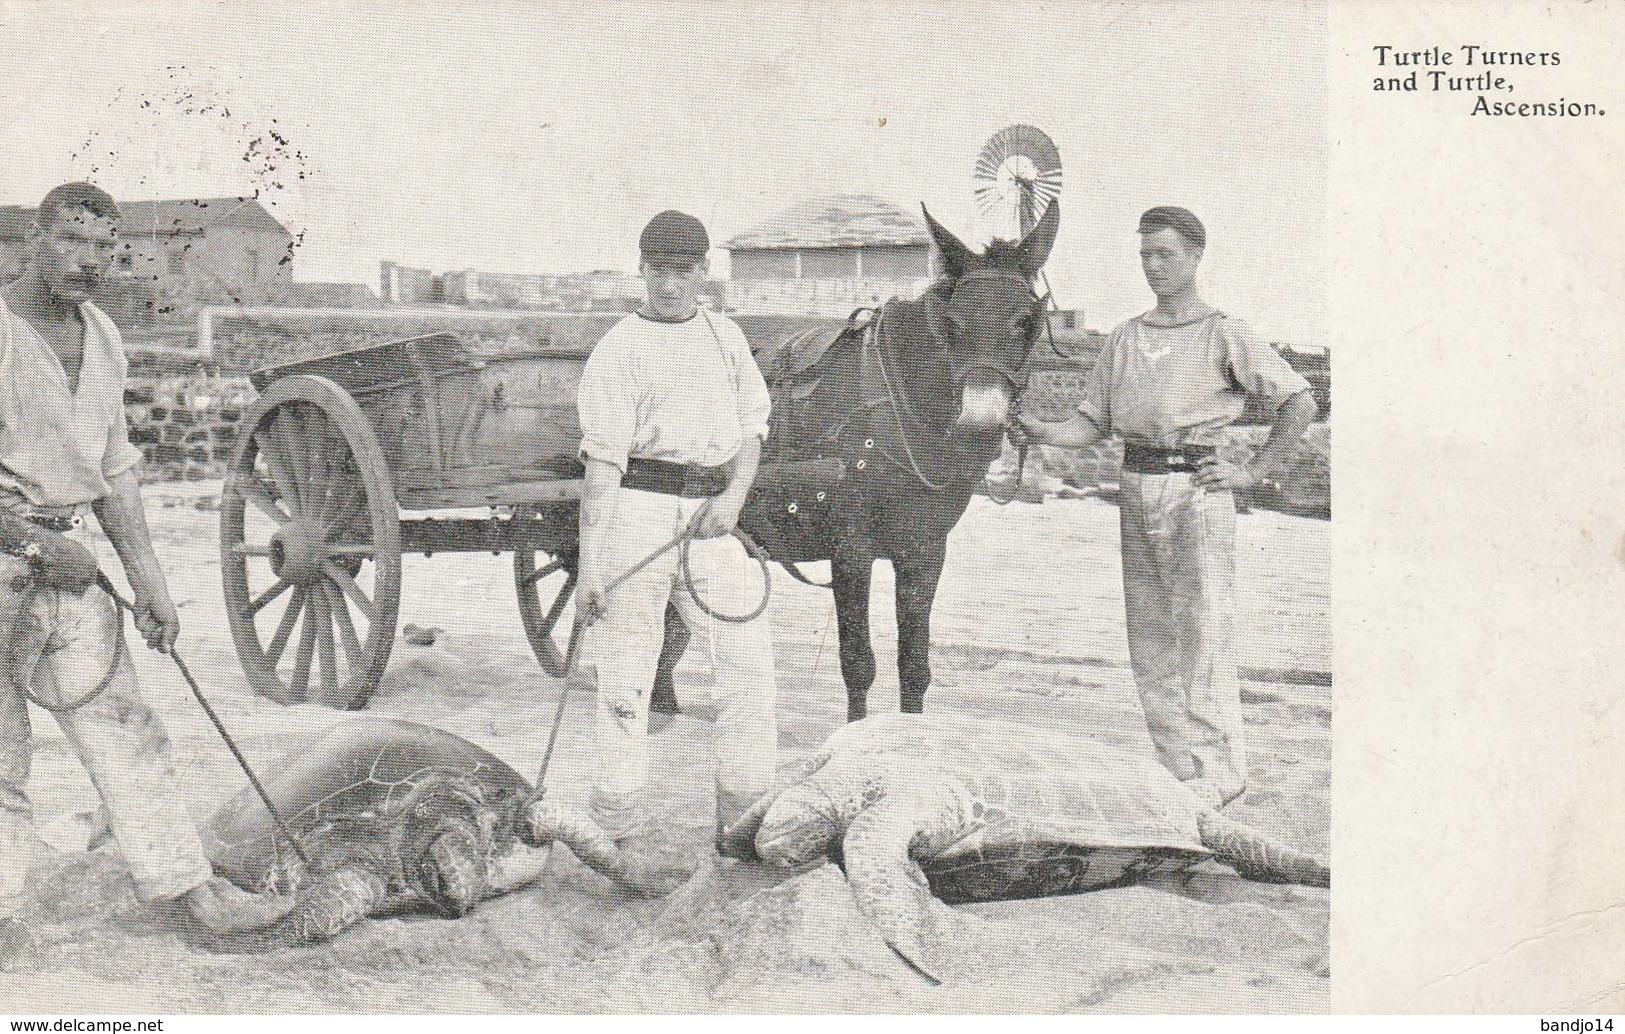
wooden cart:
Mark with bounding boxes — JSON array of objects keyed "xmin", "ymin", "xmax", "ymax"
[{"xmin": 219, "ymin": 319, "xmax": 846, "ymax": 709}]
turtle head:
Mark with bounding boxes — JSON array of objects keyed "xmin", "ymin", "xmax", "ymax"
[
  {"xmin": 414, "ymin": 821, "xmax": 490, "ymax": 917},
  {"xmin": 755, "ymin": 785, "xmax": 844, "ymax": 867}
]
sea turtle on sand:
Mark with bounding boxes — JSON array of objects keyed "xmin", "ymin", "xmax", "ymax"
[
  {"xmin": 713, "ymin": 713, "xmax": 1330, "ymax": 982},
  {"xmin": 204, "ymin": 717, "xmax": 668, "ymax": 942}
]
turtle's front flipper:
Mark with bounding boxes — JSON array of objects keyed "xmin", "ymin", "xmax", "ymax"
[
  {"xmin": 842, "ymin": 794, "xmax": 959, "ymax": 984},
  {"xmin": 523, "ymin": 799, "xmax": 683, "ymax": 898},
  {"xmin": 721, "ymin": 748, "xmax": 836, "ymax": 861},
  {"xmin": 418, "ymin": 826, "xmax": 490, "ymax": 917},
  {"xmin": 183, "ymin": 876, "xmax": 298, "ymax": 934},
  {"xmin": 289, "ymin": 866, "xmax": 389, "ymax": 942},
  {"xmin": 1197, "ymin": 810, "xmax": 1329, "ymax": 888}
]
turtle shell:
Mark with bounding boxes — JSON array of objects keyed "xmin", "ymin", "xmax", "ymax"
[
  {"xmin": 818, "ymin": 714, "xmax": 1210, "ymax": 856},
  {"xmin": 203, "ymin": 717, "xmax": 532, "ymax": 892}
]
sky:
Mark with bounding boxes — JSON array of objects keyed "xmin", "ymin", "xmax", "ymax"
[{"xmin": 0, "ymin": 0, "xmax": 1326, "ymax": 342}]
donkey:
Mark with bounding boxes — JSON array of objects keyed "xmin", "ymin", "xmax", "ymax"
[{"xmin": 653, "ymin": 203, "xmax": 1059, "ymax": 721}]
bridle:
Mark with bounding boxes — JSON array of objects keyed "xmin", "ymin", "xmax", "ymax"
[{"xmin": 866, "ymin": 267, "xmax": 1055, "ymax": 500}]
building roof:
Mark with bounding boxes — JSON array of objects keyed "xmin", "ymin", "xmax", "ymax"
[
  {"xmin": 0, "ymin": 196, "xmax": 290, "ymax": 240},
  {"xmin": 726, "ymin": 194, "xmax": 930, "ymax": 251}
]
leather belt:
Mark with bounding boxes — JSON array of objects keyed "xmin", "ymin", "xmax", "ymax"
[
  {"xmin": 0, "ymin": 492, "xmax": 85, "ymax": 533},
  {"xmin": 622, "ymin": 458, "xmax": 729, "ymax": 499},
  {"xmin": 1120, "ymin": 441, "xmax": 1217, "ymax": 475}
]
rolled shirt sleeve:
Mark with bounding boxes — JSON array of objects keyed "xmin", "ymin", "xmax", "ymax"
[
  {"xmin": 726, "ymin": 321, "xmax": 772, "ymax": 442},
  {"xmin": 1076, "ymin": 328, "xmax": 1116, "ymax": 433},
  {"xmin": 576, "ymin": 333, "xmax": 639, "ymax": 474},
  {"xmin": 1219, "ymin": 317, "xmax": 1312, "ymax": 413},
  {"xmin": 103, "ymin": 400, "xmax": 144, "ymax": 480}
]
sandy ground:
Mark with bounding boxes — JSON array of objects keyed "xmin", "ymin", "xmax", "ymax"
[{"xmin": 1, "ymin": 482, "xmax": 1329, "ymax": 1014}]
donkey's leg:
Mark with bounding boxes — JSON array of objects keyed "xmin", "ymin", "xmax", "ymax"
[
  {"xmin": 650, "ymin": 601, "xmax": 689, "ymax": 722},
  {"xmin": 831, "ymin": 552, "xmax": 877, "ymax": 722},
  {"xmin": 894, "ymin": 547, "xmax": 946, "ymax": 715}
]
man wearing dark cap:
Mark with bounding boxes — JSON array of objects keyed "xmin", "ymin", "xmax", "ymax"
[
  {"xmin": 1017, "ymin": 205, "xmax": 1319, "ymax": 808},
  {"xmin": 573, "ymin": 210, "xmax": 777, "ymax": 855}
]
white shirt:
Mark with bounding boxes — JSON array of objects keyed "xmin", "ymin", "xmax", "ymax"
[
  {"xmin": 577, "ymin": 310, "xmax": 771, "ymax": 473},
  {"xmin": 0, "ymin": 297, "xmax": 142, "ymax": 508}
]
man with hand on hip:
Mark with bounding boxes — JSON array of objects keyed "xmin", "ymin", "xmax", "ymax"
[
  {"xmin": 574, "ymin": 210, "xmax": 778, "ymax": 858},
  {"xmin": 1016, "ymin": 206, "xmax": 1318, "ymax": 809}
]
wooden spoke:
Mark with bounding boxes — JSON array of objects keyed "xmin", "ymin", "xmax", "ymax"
[
  {"xmin": 265, "ymin": 587, "xmax": 307, "ymax": 666},
  {"xmin": 313, "ymin": 590, "xmax": 339, "ymax": 703},
  {"xmin": 301, "ymin": 407, "xmax": 336, "ymax": 526},
  {"xmin": 290, "ymin": 600, "xmax": 319, "ymax": 700},
  {"xmin": 540, "ymin": 570, "xmax": 578, "ymax": 632},
  {"xmin": 253, "ymin": 432, "xmax": 304, "ymax": 516},
  {"xmin": 518, "ymin": 556, "xmax": 567, "ymax": 591},
  {"xmin": 322, "ymin": 561, "xmax": 378, "ymax": 621},
  {"xmin": 324, "ymin": 542, "xmax": 376, "ymax": 557},
  {"xmin": 237, "ymin": 475, "xmax": 290, "ymax": 525},
  {"xmin": 272, "ymin": 408, "xmax": 312, "ymax": 490},
  {"xmin": 247, "ymin": 579, "xmax": 294, "ymax": 616},
  {"xmin": 327, "ymin": 486, "xmax": 367, "ymax": 535},
  {"xmin": 223, "ymin": 376, "xmax": 401, "ymax": 710},
  {"xmin": 322, "ymin": 580, "xmax": 365, "ymax": 667}
]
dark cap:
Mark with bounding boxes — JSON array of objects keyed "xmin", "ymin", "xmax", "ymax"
[
  {"xmin": 639, "ymin": 210, "xmax": 709, "ymax": 265},
  {"xmin": 1137, "ymin": 206, "xmax": 1206, "ymax": 249}
]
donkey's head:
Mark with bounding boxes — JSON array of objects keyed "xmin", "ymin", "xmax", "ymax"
[{"xmin": 920, "ymin": 202, "xmax": 1059, "ymax": 431}]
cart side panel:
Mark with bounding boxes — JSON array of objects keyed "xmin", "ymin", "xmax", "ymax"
[{"xmin": 372, "ymin": 353, "xmax": 589, "ymax": 508}]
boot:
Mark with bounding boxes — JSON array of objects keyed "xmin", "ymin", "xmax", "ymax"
[{"xmin": 181, "ymin": 876, "xmax": 297, "ymax": 934}]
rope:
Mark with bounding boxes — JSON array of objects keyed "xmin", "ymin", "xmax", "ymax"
[
  {"xmin": 530, "ymin": 516, "xmax": 773, "ymax": 798},
  {"xmin": 99, "ymin": 575, "xmax": 312, "ymax": 867},
  {"xmin": 10, "ymin": 576, "xmax": 128, "ymax": 714}
]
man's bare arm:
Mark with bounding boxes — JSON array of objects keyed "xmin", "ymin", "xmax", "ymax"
[
  {"xmin": 1015, "ymin": 411, "xmax": 1109, "ymax": 450},
  {"xmin": 577, "ymin": 457, "xmax": 624, "ymax": 619},
  {"xmin": 92, "ymin": 470, "xmax": 179, "ymax": 648},
  {"xmin": 694, "ymin": 435, "xmax": 761, "ymax": 539},
  {"xmin": 1194, "ymin": 389, "xmax": 1320, "ymax": 491},
  {"xmin": 1249, "ymin": 390, "xmax": 1319, "ymax": 480}
]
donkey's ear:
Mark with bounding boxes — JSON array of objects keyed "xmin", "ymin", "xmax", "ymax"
[
  {"xmin": 1014, "ymin": 201, "xmax": 1060, "ymax": 277},
  {"xmin": 921, "ymin": 205, "xmax": 972, "ymax": 279}
]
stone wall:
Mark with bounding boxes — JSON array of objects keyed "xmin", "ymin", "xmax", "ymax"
[{"xmin": 125, "ymin": 373, "xmax": 253, "ymax": 482}]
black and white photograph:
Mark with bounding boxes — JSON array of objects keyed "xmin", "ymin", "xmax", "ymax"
[{"xmin": 6, "ymin": 0, "xmax": 1614, "ymax": 1019}]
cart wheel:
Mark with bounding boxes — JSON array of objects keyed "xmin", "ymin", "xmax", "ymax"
[
  {"xmin": 514, "ymin": 546, "xmax": 578, "ymax": 677},
  {"xmin": 221, "ymin": 374, "xmax": 402, "ymax": 709}
]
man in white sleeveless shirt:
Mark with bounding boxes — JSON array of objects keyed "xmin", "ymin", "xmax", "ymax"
[
  {"xmin": 575, "ymin": 210, "xmax": 777, "ymax": 854},
  {"xmin": 0, "ymin": 184, "xmax": 291, "ymax": 962},
  {"xmin": 1018, "ymin": 206, "xmax": 1319, "ymax": 809}
]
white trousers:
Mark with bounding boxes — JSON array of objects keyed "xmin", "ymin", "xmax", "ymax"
[
  {"xmin": 1119, "ymin": 472, "xmax": 1247, "ymax": 800},
  {"xmin": 0, "ymin": 554, "xmax": 213, "ymax": 914},
  {"xmin": 582, "ymin": 489, "xmax": 778, "ymax": 836}
]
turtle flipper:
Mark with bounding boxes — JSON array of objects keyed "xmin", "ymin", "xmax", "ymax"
[
  {"xmin": 288, "ymin": 865, "xmax": 389, "ymax": 942},
  {"xmin": 1197, "ymin": 810, "xmax": 1329, "ymax": 887},
  {"xmin": 724, "ymin": 748, "xmax": 839, "ymax": 862},
  {"xmin": 419, "ymin": 826, "xmax": 490, "ymax": 917},
  {"xmin": 523, "ymin": 799, "xmax": 683, "ymax": 898},
  {"xmin": 842, "ymin": 794, "xmax": 958, "ymax": 984}
]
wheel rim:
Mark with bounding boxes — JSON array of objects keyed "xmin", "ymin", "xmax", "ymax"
[
  {"xmin": 514, "ymin": 544, "xmax": 577, "ymax": 677},
  {"xmin": 221, "ymin": 376, "xmax": 402, "ymax": 708}
]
